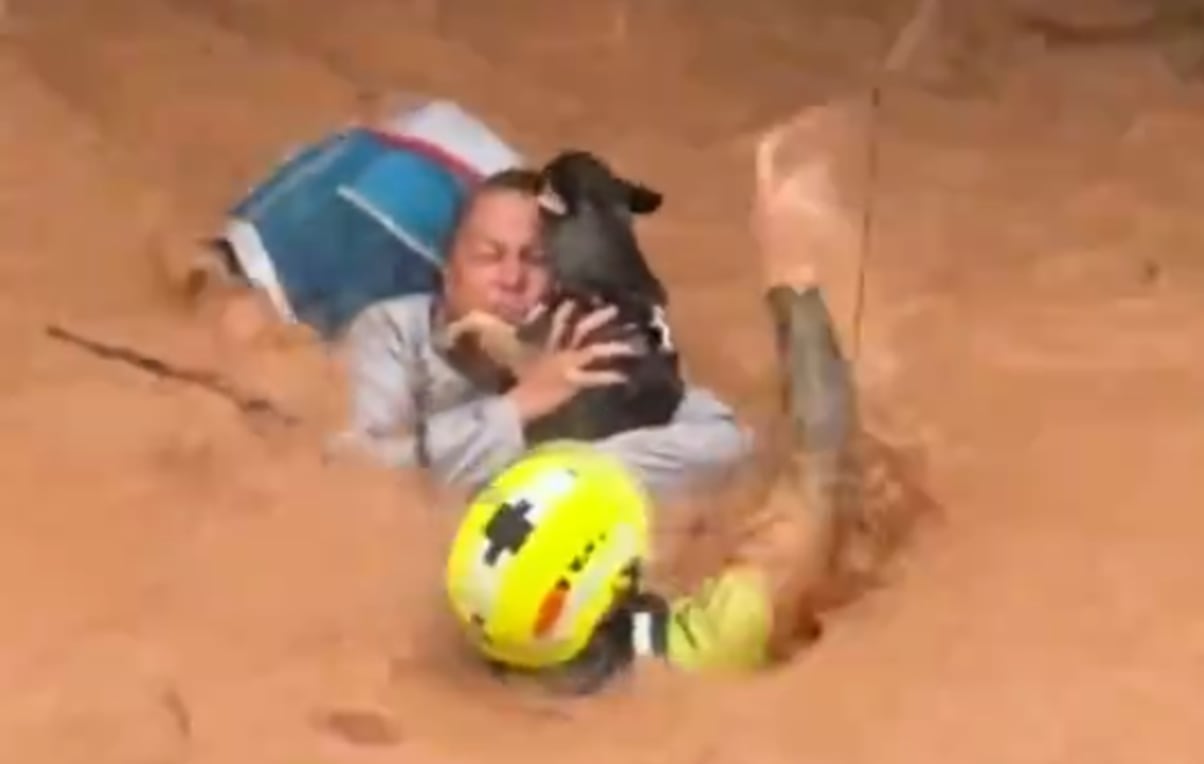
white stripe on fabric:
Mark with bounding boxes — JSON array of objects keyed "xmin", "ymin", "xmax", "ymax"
[
  {"xmin": 336, "ymin": 186, "xmax": 443, "ymax": 268},
  {"xmin": 223, "ymin": 219, "xmax": 297, "ymax": 323},
  {"xmin": 380, "ymin": 100, "xmax": 524, "ymax": 176}
]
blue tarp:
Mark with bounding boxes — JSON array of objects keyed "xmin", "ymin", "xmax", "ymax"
[{"xmin": 220, "ymin": 100, "xmax": 523, "ymax": 339}]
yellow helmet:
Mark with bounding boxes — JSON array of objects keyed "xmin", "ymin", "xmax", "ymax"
[{"xmin": 445, "ymin": 441, "xmax": 651, "ymax": 670}]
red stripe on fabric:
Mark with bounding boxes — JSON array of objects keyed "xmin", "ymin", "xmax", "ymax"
[{"xmin": 367, "ymin": 129, "xmax": 485, "ymax": 184}]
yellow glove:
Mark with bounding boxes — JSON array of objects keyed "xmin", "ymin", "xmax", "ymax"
[{"xmin": 663, "ymin": 566, "xmax": 773, "ymax": 673}]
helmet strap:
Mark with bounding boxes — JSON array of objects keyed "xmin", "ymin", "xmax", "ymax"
[
  {"xmin": 625, "ymin": 591, "xmax": 670, "ymax": 659},
  {"xmin": 522, "ymin": 589, "xmax": 671, "ymax": 697}
]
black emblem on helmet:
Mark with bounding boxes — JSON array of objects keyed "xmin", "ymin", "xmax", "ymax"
[{"xmin": 483, "ymin": 499, "xmax": 536, "ymax": 566}]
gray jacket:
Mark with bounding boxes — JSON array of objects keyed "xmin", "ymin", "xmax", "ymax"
[{"xmin": 329, "ymin": 294, "xmax": 753, "ymax": 500}]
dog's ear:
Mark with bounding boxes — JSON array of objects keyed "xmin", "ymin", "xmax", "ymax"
[{"xmin": 623, "ymin": 180, "xmax": 663, "ymax": 215}]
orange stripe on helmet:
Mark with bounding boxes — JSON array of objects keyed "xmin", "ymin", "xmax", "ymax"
[{"xmin": 534, "ymin": 580, "xmax": 570, "ymax": 637}]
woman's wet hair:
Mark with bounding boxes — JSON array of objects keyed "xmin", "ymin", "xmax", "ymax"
[
  {"xmin": 441, "ymin": 166, "xmax": 542, "ymax": 257},
  {"xmin": 476, "ymin": 166, "xmax": 542, "ymax": 196}
]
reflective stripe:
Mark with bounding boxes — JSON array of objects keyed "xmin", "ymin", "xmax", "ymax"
[{"xmin": 631, "ymin": 611, "xmax": 656, "ymax": 657}]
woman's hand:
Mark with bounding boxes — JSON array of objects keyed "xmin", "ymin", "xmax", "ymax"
[{"xmin": 505, "ymin": 301, "xmax": 638, "ymax": 424}]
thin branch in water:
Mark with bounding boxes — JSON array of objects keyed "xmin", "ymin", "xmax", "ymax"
[{"xmin": 45, "ymin": 324, "xmax": 300, "ymax": 427}]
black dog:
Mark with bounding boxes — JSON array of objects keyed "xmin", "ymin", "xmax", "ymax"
[
  {"xmin": 517, "ymin": 149, "xmax": 685, "ymax": 444},
  {"xmin": 441, "ymin": 150, "xmax": 686, "ymax": 443}
]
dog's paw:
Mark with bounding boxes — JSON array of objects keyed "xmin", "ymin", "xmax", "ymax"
[
  {"xmin": 441, "ymin": 311, "xmax": 529, "ymax": 371},
  {"xmin": 440, "ymin": 310, "xmax": 501, "ymax": 347}
]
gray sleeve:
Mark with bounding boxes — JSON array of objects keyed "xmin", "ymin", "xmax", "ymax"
[
  {"xmin": 329, "ymin": 301, "xmax": 526, "ymax": 490},
  {"xmin": 594, "ymin": 386, "xmax": 754, "ymax": 501}
]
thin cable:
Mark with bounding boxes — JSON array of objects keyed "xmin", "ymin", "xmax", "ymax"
[
  {"xmin": 850, "ymin": 0, "xmax": 940, "ymax": 362},
  {"xmin": 851, "ymin": 84, "xmax": 884, "ymax": 363}
]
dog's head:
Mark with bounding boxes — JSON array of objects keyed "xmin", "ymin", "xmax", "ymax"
[
  {"xmin": 534, "ymin": 150, "xmax": 668, "ymax": 303},
  {"xmin": 536, "ymin": 150, "xmax": 663, "ymax": 221},
  {"xmin": 536, "ymin": 149, "xmax": 669, "ymax": 304}
]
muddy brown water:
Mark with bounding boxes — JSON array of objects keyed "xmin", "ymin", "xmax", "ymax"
[{"xmin": 1, "ymin": 1, "xmax": 1203, "ymax": 762}]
